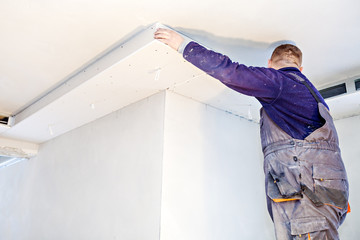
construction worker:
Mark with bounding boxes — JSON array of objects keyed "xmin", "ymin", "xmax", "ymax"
[{"xmin": 154, "ymin": 28, "xmax": 350, "ymax": 240}]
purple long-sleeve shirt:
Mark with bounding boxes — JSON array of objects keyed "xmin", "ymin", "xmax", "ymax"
[{"xmin": 183, "ymin": 41, "xmax": 328, "ymax": 140}]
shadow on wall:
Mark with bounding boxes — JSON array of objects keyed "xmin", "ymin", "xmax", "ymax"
[{"xmin": 174, "ymin": 27, "xmax": 297, "ymax": 67}]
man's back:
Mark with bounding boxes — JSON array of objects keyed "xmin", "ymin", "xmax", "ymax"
[{"xmin": 182, "ymin": 41, "xmax": 327, "ymax": 139}]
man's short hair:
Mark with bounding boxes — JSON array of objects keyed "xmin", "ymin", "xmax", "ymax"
[{"xmin": 271, "ymin": 44, "xmax": 302, "ymax": 68}]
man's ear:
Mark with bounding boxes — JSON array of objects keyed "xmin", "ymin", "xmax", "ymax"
[{"xmin": 268, "ymin": 59, "xmax": 272, "ymax": 68}]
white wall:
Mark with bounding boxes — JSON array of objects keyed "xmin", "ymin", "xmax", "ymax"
[
  {"xmin": 0, "ymin": 91, "xmax": 275, "ymax": 240},
  {"xmin": 0, "ymin": 92, "xmax": 166, "ymax": 240},
  {"xmin": 4, "ymin": 90, "xmax": 358, "ymax": 240},
  {"xmin": 160, "ymin": 91, "xmax": 274, "ymax": 240},
  {"xmin": 0, "ymin": 155, "xmax": 33, "ymax": 239},
  {"xmin": 335, "ymin": 115, "xmax": 360, "ymax": 240}
]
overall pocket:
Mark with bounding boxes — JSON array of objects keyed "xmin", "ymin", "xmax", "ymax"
[
  {"xmin": 312, "ymin": 164, "xmax": 348, "ymax": 210},
  {"xmin": 290, "ymin": 216, "xmax": 329, "ymax": 240},
  {"xmin": 267, "ymin": 171, "xmax": 302, "ymax": 202}
]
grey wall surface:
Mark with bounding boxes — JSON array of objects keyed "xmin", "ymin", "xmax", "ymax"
[
  {"xmin": 160, "ymin": 92, "xmax": 274, "ymax": 240},
  {"xmin": 335, "ymin": 115, "xmax": 360, "ymax": 240},
  {"xmin": 1, "ymin": 90, "xmax": 359, "ymax": 240},
  {"xmin": 0, "ymin": 92, "xmax": 166, "ymax": 240}
]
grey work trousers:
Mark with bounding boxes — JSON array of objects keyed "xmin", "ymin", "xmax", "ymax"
[{"xmin": 260, "ymin": 103, "xmax": 349, "ymax": 240}]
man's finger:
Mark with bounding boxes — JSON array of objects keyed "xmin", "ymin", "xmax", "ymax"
[
  {"xmin": 155, "ymin": 28, "xmax": 170, "ymax": 34},
  {"xmin": 154, "ymin": 28, "xmax": 184, "ymax": 51},
  {"xmin": 154, "ymin": 29, "xmax": 171, "ymax": 39},
  {"xmin": 154, "ymin": 33, "xmax": 169, "ymax": 39}
]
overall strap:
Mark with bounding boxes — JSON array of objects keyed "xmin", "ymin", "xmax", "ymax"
[{"xmin": 289, "ymin": 73, "xmax": 322, "ymax": 103}]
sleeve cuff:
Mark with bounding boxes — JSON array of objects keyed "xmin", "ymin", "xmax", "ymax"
[{"xmin": 177, "ymin": 39, "xmax": 191, "ymax": 54}]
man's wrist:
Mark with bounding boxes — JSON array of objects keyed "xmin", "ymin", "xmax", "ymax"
[{"xmin": 177, "ymin": 39, "xmax": 191, "ymax": 54}]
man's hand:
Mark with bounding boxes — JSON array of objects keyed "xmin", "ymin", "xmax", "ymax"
[{"xmin": 154, "ymin": 28, "xmax": 184, "ymax": 51}]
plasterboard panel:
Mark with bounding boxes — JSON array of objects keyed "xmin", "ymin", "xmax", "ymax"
[
  {"xmin": 1, "ymin": 23, "xmax": 358, "ymax": 143},
  {"xmin": 2, "ymin": 40, "xmax": 228, "ymax": 142},
  {"xmin": 327, "ymin": 91, "xmax": 360, "ymax": 120},
  {"xmin": 1, "ymin": 41, "xmax": 187, "ymax": 143},
  {"xmin": 13, "ymin": 23, "xmax": 161, "ymax": 124},
  {"xmin": 2, "ymin": 35, "xmax": 262, "ymax": 143},
  {"xmin": 170, "ymin": 73, "xmax": 261, "ymax": 121}
]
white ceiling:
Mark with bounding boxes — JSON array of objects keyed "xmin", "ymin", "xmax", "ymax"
[{"xmin": 1, "ymin": 0, "xmax": 360, "ymax": 143}]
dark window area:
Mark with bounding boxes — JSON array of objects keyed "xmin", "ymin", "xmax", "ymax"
[
  {"xmin": 355, "ymin": 79, "xmax": 360, "ymax": 91},
  {"xmin": 0, "ymin": 116, "xmax": 9, "ymax": 125},
  {"xmin": 319, "ymin": 83, "xmax": 347, "ymax": 99}
]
